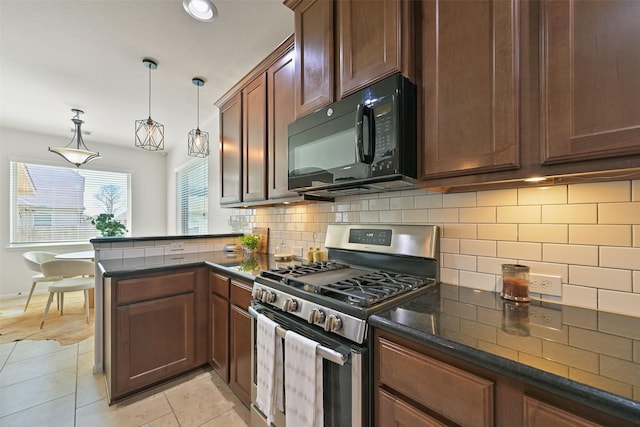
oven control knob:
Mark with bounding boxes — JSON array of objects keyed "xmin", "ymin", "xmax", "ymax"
[
  {"xmin": 283, "ymin": 299, "xmax": 299, "ymax": 312},
  {"xmin": 308, "ymin": 308, "xmax": 325, "ymax": 324},
  {"xmin": 261, "ymin": 290, "xmax": 276, "ymax": 304},
  {"xmin": 252, "ymin": 288, "xmax": 263, "ymax": 300},
  {"xmin": 324, "ymin": 315, "xmax": 343, "ymax": 332}
]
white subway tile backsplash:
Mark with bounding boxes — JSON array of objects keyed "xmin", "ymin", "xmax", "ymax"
[
  {"xmin": 415, "ymin": 193, "xmax": 443, "ymax": 209},
  {"xmin": 477, "ymin": 257, "xmax": 516, "ymax": 275},
  {"xmin": 401, "ymin": 209, "xmax": 428, "ymax": 223},
  {"xmin": 497, "ymin": 241, "xmax": 542, "ymax": 261},
  {"xmin": 123, "ymin": 248, "xmax": 145, "ymax": 258},
  {"xmin": 600, "ymin": 246, "xmax": 640, "ymax": 269},
  {"xmin": 518, "ymin": 185, "xmax": 567, "ymax": 205},
  {"xmin": 100, "ymin": 249, "xmax": 123, "ymax": 260},
  {"xmin": 598, "ymin": 202, "xmax": 640, "ymax": 225},
  {"xmin": 563, "ymin": 284, "xmax": 598, "ymax": 309},
  {"xmin": 634, "ymin": 225, "xmax": 640, "ymax": 247},
  {"xmin": 569, "ymin": 182, "xmax": 631, "ymax": 203},
  {"xmin": 633, "ymin": 180, "xmax": 640, "ymax": 201},
  {"xmin": 634, "ymin": 271, "xmax": 640, "ymax": 293},
  {"xmin": 519, "ymin": 224, "xmax": 568, "ymax": 243},
  {"xmin": 144, "ymin": 247, "xmax": 164, "ymax": 257},
  {"xmin": 460, "ymin": 239, "xmax": 496, "ymax": 257},
  {"xmin": 569, "ymin": 265, "xmax": 632, "ymax": 292},
  {"xmin": 359, "ymin": 210, "xmax": 379, "ymax": 223},
  {"xmin": 478, "ymin": 224, "xmax": 517, "ymax": 241},
  {"xmin": 542, "ymin": 204, "xmax": 597, "ymax": 224},
  {"xmin": 598, "ymin": 290, "xmax": 640, "ymax": 318},
  {"xmin": 477, "ymin": 189, "xmax": 517, "ymax": 206},
  {"xmin": 440, "ymin": 238, "xmax": 460, "ymax": 254},
  {"xmin": 444, "ymin": 224, "xmax": 477, "ymax": 239},
  {"xmin": 390, "ymin": 196, "xmax": 414, "ymax": 210},
  {"xmin": 543, "ymin": 244, "xmax": 598, "ymax": 266},
  {"xmin": 522, "ymin": 261, "xmax": 567, "ymax": 280},
  {"xmin": 443, "ymin": 192, "xmax": 476, "ymax": 208},
  {"xmin": 569, "ymin": 225, "xmax": 632, "ymax": 246},
  {"xmin": 458, "ymin": 271, "xmax": 496, "ymax": 292},
  {"xmin": 440, "ymin": 267, "xmax": 459, "ymax": 284},
  {"xmin": 380, "ymin": 210, "xmax": 402, "ymax": 223},
  {"xmin": 369, "ymin": 198, "xmax": 390, "ymax": 211},
  {"xmin": 428, "ymin": 208, "xmax": 459, "ymax": 223},
  {"xmin": 459, "ymin": 207, "xmax": 496, "ymax": 223},
  {"xmin": 497, "ymin": 206, "xmax": 541, "ymax": 223},
  {"xmin": 443, "ymin": 253, "xmax": 477, "ymax": 271}
]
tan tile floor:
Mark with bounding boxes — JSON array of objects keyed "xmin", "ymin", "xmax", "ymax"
[{"xmin": 0, "ymin": 295, "xmax": 249, "ymax": 427}]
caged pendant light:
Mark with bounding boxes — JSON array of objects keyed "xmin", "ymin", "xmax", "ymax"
[
  {"xmin": 187, "ymin": 77, "xmax": 209, "ymax": 158},
  {"xmin": 135, "ymin": 58, "xmax": 164, "ymax": 151},
  {"xmin": 49, "ymin": 109, "xmax": 101, "ymax": 167}
]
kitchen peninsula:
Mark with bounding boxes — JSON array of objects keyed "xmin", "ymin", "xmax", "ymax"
[{"xmin": 93, "ymin": 235, "xmax": 640, "ymax": 425}]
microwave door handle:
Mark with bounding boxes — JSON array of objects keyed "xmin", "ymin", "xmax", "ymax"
[{"xmin": 355, "ymin": 103, "xmax": 366, "ymax": 163}]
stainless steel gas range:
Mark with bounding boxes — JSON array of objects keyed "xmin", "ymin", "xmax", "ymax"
[{"xmin": 249, "ymin": 224, "xmax": 440, "ymax": 427}]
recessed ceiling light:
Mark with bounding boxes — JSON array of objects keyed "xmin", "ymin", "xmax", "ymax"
[{"xmin": 183, "ymin": 0, "xmax": 218, "ymax": 22}]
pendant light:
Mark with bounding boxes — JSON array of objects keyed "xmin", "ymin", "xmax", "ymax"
[
  {"xmin": 135, "ymin": 58, "xmax": 164, "ymax": 151},
  {"xmin": 49, "ymin": 109, "xmax": 101, "ymax": 167},
  {"xmin": 187, "ymin": 77, "xmax": 209, "ymax": 158}
]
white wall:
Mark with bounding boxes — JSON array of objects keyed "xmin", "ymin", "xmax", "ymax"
[
  {"xmin": 165, "ymin": 109, "xmax": 233, "ymax": 235},
  {"xmin": 0, "ymin": 127, "xmax": 167, "ymax": 297}
]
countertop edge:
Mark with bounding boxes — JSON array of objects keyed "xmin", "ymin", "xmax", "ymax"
[
  {"xmin": 369, "ymin": 315, "xmax": 640, "ymax": 424},
  {"xmin": 90, "ymin": 233, "xmax": 242, "ymax": 244},
  {"xmin": 100, "ymin": 259, "xmax": 256, "ymax": 282}
]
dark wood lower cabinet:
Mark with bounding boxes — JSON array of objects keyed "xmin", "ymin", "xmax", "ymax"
[
  {"xmin": 104, "ymin": 267, "xmax": 208, "ymax": 402},
  {"xmin": 209, "ymin": 272, "xmax": 230, "ymax": 382},
  {"xmin": 374, "ymin": 329, "xmax": 635, "ymax": 427},
  {"xmin": 228, "ymin": 279, "xmax": 253, "ymax": 407}
]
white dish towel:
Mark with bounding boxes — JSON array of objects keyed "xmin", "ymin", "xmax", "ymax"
[
  {"xmin": 284, "ymin": 330, "xmax": 323, "ymax": 427},
  {"xmin": 255, "ymin": 313, "xmax": 284, "ymax": 425}
]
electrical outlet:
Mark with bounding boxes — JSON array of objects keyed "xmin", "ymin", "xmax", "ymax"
[
  {"xmin": 169, "ymin": 242, "xmax": 184, "ymax": 251},
  {"xmin": 529, "ymin": 273, "xmax": 562, "ymax": 297}
]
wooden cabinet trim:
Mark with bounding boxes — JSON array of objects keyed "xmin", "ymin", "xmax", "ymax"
[
  {"xmin": 523, "ymin": 395, "xmax": 602, "ymax": 427},
  {"xmin": 242, "ymin": 73, "xmax": 267, "ymax": 203},
  {"xmin": 230, "ymin": 279, "xmax": 253, "ymax": 310},
  {"xmin": 219, "ymin": 92, "xmax": 243, "ymax": 205},
  {"xmin": 210, "ymin": 272, "xmax": 230, "ymax": 299},
  {"xmin": 378, "ymin": 388, "xmax": 448, "ymax": 427}
]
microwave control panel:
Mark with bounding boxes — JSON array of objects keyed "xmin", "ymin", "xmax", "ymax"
[{"xmin": 371, "ymin": 104, "xmax": 397, "ymax": 176}]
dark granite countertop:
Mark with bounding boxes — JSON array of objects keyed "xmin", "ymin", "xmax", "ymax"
[
  {"xmin": 98, "ymin": 251, "xmax": 300, "ymax": 281},
  {"xmin": 369, "ymin": 283, "xmax": 640, "ymax": 424},
  {"xmin": 90, "ymin": 233, "xmax": 242, "ymax": 245}
]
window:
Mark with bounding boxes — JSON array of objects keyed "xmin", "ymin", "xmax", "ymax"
[
  {"xmin": 176, "ymin": 158, "xmax": 208, "ymax": 235},
  {"xmin": 10, "ymin": 161, "xmax": 130, "ymax": 244}
]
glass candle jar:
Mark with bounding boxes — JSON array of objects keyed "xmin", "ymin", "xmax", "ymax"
[{"xmin": 500, "ymin": 264, "xmax": 531, "ymax": 302}]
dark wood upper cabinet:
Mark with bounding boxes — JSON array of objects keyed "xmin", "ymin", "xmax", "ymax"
[
  {"xmin": 338, "ymin": 0, "xmax": 412, "ymax": 98},
  {"xmin": 291, "ymin": 0, "xmax": 334, "ymax": 118},
  {"xmin": 219, "ymin": 93, "xmax": 242, "ymax": 205},
  {"xmin": 267, "ymin": 49, "xmax": 298, "ymax": 199},
  {"xmin": 242, "ymin": 74, "xmax": 267, "ymax": 203},
  {"xmin": 421, "ymin": 0, "xmax": 519, "ymax": 179},
  {"xmin": 541, "ymin": 0, "xmax": 640, "ymax": 164}
]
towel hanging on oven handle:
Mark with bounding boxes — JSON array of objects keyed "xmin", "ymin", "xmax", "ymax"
[{"xmin": 249, "ymin": 306, "xmax": 347, "ymax": 366}]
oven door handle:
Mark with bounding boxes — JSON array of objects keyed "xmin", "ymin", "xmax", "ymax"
[{"xmin": 248, "ymin": 306, "xmax": 347, "ymax": 366}]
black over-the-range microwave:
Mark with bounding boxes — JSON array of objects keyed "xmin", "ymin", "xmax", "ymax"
[{"xmin": 287, "ymin": 73, "xmax": 417, "ymax": 198}]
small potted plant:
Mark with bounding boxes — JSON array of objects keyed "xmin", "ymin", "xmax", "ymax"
[
  {"xmin": 238, "ymin": 233, "xmax": 261, "ymax": 253},
  {"xmin": 91, "ymin": 213, "xmax": 127, "ymax": 237}
]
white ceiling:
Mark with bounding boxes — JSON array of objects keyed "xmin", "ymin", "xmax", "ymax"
[{"xmin": 0, "ymin": 0, "xmax": 294, "ymax": 152}]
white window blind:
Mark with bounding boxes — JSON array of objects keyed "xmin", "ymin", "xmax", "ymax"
[
  {"xmin": 10, "ymin": 161, "xmax": 130, "ymax": 244},
  {"xmin": 176, "ymin": 158, "xmax": 208, "ymax": 235}
]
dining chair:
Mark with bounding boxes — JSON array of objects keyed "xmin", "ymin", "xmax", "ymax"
[
  {"xmin": 39, "ymin": 259, "xmax": 95, "ymax": 329},
  {"xmin": 22, "ymin": 251, "xmax": 63, "ymax": 311}
]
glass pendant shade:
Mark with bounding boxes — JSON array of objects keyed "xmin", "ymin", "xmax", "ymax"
[
  {"xmin": 187, "ymin": 77, "xmax": 209, "ymax": 158},
  {"xmin": 135, "ymin": 58, "xmax": 164, "ymax": 151},
  {"xmin": 49, "ymin": 109, "xmax": 101, "ymax": 167}
]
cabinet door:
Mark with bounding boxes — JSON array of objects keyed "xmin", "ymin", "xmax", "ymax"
[
  {"xmin": 421, "ymin": 0, "xmax": 519, "ymax": 179},
  {"xmin": 523, "ymin": 395, "xmax": 602, "ymax": 427},
  {"xmin": 229, "ymin": 304, "xmax": 252, "ymax": 407},
  {"xmin": 541, "ymin": 0, "xmax": 640, "ymax": 164},
  {"xmin": 242, "ymin": 74, "xmax": 267, "ymax": 202},
  {"xmin": 338, "ymin": 0, "xmax": 407, "ymax": 97},
  {"xmin": 114, "ymin": 293, "xmax": 195, "ymax": 398},
  {"xmin": 219, "ymin": 92, "xmax": 242, "ymax": 205},
  {"xmin": 378, "ymin": 389, "xmax": 447, "ymax": 427},
  {"xmin": 293, "ymin": 0, "xmax": 334, "ymax": 118},
  {"xmin": 267, "ymin": 48, "xmax": 298, "ymax": 199},
  {"xmin": 209, "ymin": 292, "xmax": 229, "ymax": 383}
]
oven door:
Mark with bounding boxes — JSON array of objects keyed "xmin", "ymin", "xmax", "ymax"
[{"xmin": 249, "ymin": 302, "xmax": 369, "ymax": 427}]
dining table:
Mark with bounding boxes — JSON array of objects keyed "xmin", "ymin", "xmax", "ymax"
[{"xmin": 55, "ymin": 250, "xmax": 96, "ymax": 307}]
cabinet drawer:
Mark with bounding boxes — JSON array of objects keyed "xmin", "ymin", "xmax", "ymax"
[
  {"xmin": 116, "ymin": 271, "xmax": 196, "ymax": 305},
  {"xmin": 378, "ymin": 388, "xmax": 447, "ymax": 427},
  {"xmin": 523, "ymin": 395, "xmax": 602, "ymax": 427},
  {"xmin": 230, "ymin": 280, "xmax": 252, "ymax": 309},
  {"xmin": 378, "ymin": 338, "xmax": 494, "ymax": 427},
  {"xmin": 210, "ymin": 272, "xmax": 230, "ymax": 299}
]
